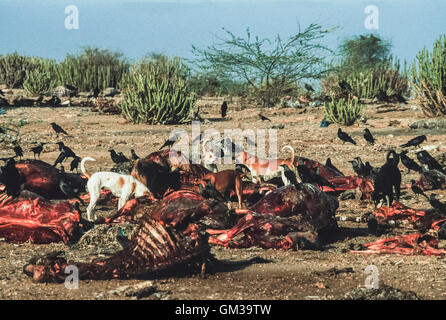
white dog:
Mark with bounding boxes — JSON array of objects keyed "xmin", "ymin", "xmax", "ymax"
[{"xmin": 81, "ymin": 157, "xmax": 151, "ymax": 221}]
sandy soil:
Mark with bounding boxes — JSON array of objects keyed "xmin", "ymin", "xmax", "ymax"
[{"xmin": 0, "ymin": 98, "xmax": 445, "ymax": 300}]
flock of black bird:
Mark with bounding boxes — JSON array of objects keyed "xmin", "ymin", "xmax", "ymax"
[
  {"xmin": 3, "ymin": 122, "xmax": 141, "ymax": 172},
  {"xmin": 334, "ymin": 127, "xmax": 445, "ymax": 210}
]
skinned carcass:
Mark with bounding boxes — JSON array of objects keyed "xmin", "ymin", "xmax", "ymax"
[
  {"xmin": 324, "ymin": 175, "xmax": 374, "ymax": 199},
  {"xmin": 0, "ymin": 197, "xmax": 80, "ymax": 244},
  {"xmin": 23, "ymin": 189, "xmax": 234, "ymax": 282},
  {"xmin": 208, "ymin": 184, "xmax": 339, "ymax": 250},
  {"xmin": 23, "ymin": 213, "xmax": 210, "ymax": 282},
  {"xmin": 351, "ymin": 233, "xmax": 446, "ymax": 257}
]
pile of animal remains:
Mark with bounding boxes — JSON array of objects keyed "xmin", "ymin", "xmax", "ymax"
[{"xmin": 0, "ymin": 131, "xmax": 445, "ymax": 283}]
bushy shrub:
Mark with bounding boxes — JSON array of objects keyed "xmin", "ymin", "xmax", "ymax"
[
  {"xmin": 322, "ymin": 64, "xmax": 409, "ymax": 100},
  {"xmin": 119, "ymin": 56, "xmax": 196, "ymax": 124},
  {"xmin": 188, "ymin": 72, "xmax": 249, "ymax": 97},
  {"xmin": 23, "ymin": 58, "xmax": 59, "ymax": 96},
  {"xmin": 411, "ymin": 34, "xmax": 446, "ymax": 116},
  {"xmin": 324, "ymin": 98, "xmax": 364, "ymax": 126},
  {"xmin": 0, "ymin": 52, "xmax": 33, "ymax": 88},
  {"xmin": 57, "ymin": 47, "xmax": 129, "ymax": 92}
]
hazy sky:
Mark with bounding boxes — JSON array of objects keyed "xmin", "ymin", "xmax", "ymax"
[{"xmin": 0, "ymin": 0, "xmax": 444, "ymax": 64}]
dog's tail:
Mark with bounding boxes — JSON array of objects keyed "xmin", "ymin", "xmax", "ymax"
[
  {"xmin": 80, "ymin": 157, "xmax": 96, "ymax": 179},
  {"xmin": 282, "ymin": 145, "xmax": 295, "ymax": 164}
]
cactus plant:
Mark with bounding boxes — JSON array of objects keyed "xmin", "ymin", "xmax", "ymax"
[
  {"xmin": 57, "ymin": 47, "xmax": 129, "ymax": 92},
  {"xmin": 0, "ymin": 52, "xmax": 33, "ymax": 88},
  {"xmin": 23, "ymin": 58, "xmax": 58, "ymax": 96},
  {"xmin": 411, "ymin": 34, "xmax": 446, "ymax": 116},
  {"xmin": 119, "ymin": 57, "xmax": 195, "ymax": 124},
  {"xmin": 324, "ymin": 98, "xmax": 364, "ymax": 126}
]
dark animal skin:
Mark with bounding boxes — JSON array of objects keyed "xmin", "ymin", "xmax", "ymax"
[{"xmin": 1, "ymin": 160, "xmax": 86, "ymax": 200}]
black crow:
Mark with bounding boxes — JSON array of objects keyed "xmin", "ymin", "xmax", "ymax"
[
  {"xmin": 70, "ymin": 156, "xmax": 81, "ymax": 172},
  {"xmin": 410, "ymin": 180, "xmax": 427, "ymax": 200},
  {"xmin": 337, "ymin": 128, "xmax": 357, "ymax": 145},
  {"xmin": 159, "ymin": 133, "xmax": 179, "ymax": 150},
  {"xmin": 130, "ymin": 149, "xmax": 139, "ymax": 161},
  {"xmin": 325, "ymin": 158, "xmax": 344, "ymax": 176},
  {"xmin": 51, "ymin": 122, "xmax": 68, "ymax": 135},
  {"xmin": 29, "ymin": 143, "xmax": 46, "ymax": 159},
  {"xmin": 221, "ymin": 101, "xmax": 228, "ymax": 118},
  {"xmin": 279, "ymin": 164, "xmax": 303, "ymax": 190},
  {"xmin": 258, "ymin": 113, "xmax": 271, "ymax": 122},
  {"xmin": 416, "ymin": 150, "xmax": 446, "ymax": 174},
  {"xmin": 118, "ymin": 152, "xmax": 130, "ymax": 163},
  {"xmin": 304, "ymin": 83, "xmax": 314, "ymax": 92},
  {"xmin": 53, "ymin": 151, "xmax": 67, "ymax": 167},
  {"xmin": 108, "ymin": 149, "xmax": 129, "ymax": 164},
  {"xmin": 400, "ymin": 135, "xmax": 426, "ymax": 148},
  {"xmin": 13, "ymin": 144, "xmax": 23, "ymax": 159},
  {"xmin": 47, "ymin": 96, "xmax": 61, "ymax": 107},
  {"xmin": 363, "ymin": 128, "xmax": 375, "ymax": 145},
  {"xmin": 56, "ymin": 142, "xmax": 76, "ymax": 158},
  {"xmin": 199, "ymin": 179, "xmax": 225, "ymax": 202},
  {"xmin": 399, "ymin": 150, "xmax": 422, "ymax": 173},
  {"xmin": 339, "ymin": 80, "xmax": 352, "ymax": 92}
]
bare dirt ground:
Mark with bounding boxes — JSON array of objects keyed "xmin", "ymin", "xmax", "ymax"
[{"xmin": 0, "ymin": 98, "xmax": 445, "ymax": 300}]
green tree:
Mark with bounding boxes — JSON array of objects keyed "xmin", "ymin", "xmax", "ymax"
[
  {"xmin": 192, "ymin": 24, "xmax": 335, "ymax": 106},
  {"xmin": 338, "ymin": 34, "xmax": 392, "ymax": 74}
]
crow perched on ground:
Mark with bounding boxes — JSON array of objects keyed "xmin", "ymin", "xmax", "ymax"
[
  {"xmin": 258, "ymin": 113, "xmax": 271, "ymax": 122},
  {"xmin": 400, "ymin": 135, "xmax": 427, "ymax": 148},
  {"xmin": 410, "ymin": 180, "xmax": 427, "ymax": 200},
  {"xmin": 399, "ymin": 150, "xmax": 422, "ymax": 173},
  {"xmin": 53, "ymin": 151, "xmax": 67, "ymax": 167},
  {"xmin": 429, "ymin": 194, "xmax": 446, "ymax": 211},
  {"xmin": 297, "ymin": 158, "xmax": 336, "ymax": 190},
  {"xmin": 279, "ymin": 164, "xmax": 303, "ymax": 190},
  {"xmin": 29, "ymin": 143, "xmax": 46, "ymax": 159},
  {"xmin": 325, "ymin": 158, "xmax": 344, "ymax": 176},
  {"xmin": 108, "ymin": 149, "xmax": 129, "ymax": 164},
  {"xmin": 70, "ymin": 156, "xmax": 81, "ymax": 172},
  {"xmin": 416, "ymin": 150, "xmax": 446, "ymax": 174},
  {"xmin": 159, "ymin": 133, "xmax": 180, "ymax": 150},
  {"xmin": 130, "ymin": 149, "xmax": 139, "ymax": 161},
  {"xmin": 304, "ymin": 83, "xmax": 314, "ymax": 92},
  {"xmin": 56, "ymin": 142, "xmax": 76, "ymax": 158},
  {"xmin": 118, "ymin": 152, "xmax": 130, "ymax": 163},
  {"xmin": 51, "ymin": 122, "xmax": 68, "ymax": 135},
  {"xmin": 221, "ymin": 101, "xmax": 228, "ymax": 118},
  {"xmin": 363, "ymin": 128, "xmax": 375, "ymax": 145},
  {"xmin": 337, "ymin": 128, "xmax": 357, "ymax": 145},
  {"xmin": 349, "ymin": 157, "xmax": 365, "ymax": 176},
  {"xmin": 47, "ymin": 96, "xmax": 61, "ymax": 107},
  {"xmin": 13, "ymin": 144, "xmax": 23, "ymax": 159}
]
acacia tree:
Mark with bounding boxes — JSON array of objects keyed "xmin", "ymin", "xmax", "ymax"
[
  {"xmin": 192, "ymin": 24, "xmax": 336, "ymax": 106},
  {"xmin": 338, "ymin": 34, "xmax": 392, "ymax": 74}
]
